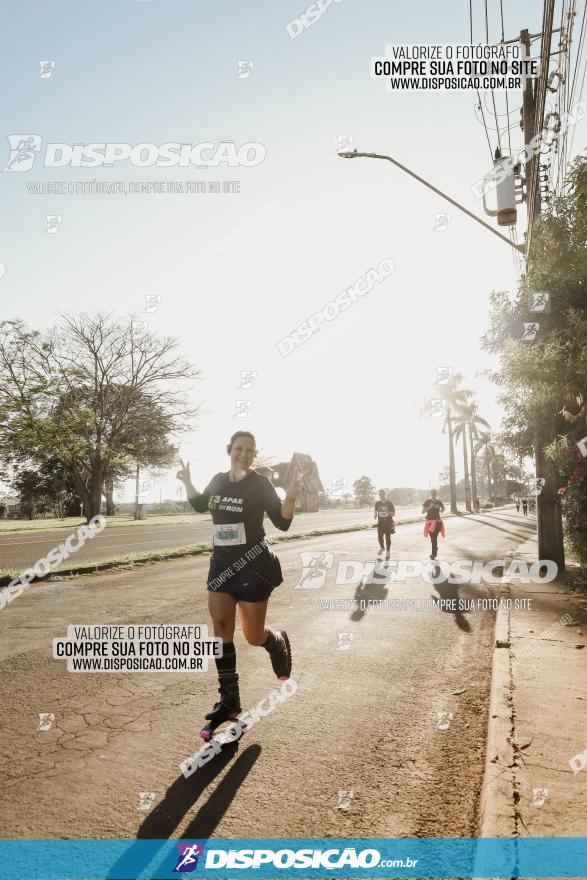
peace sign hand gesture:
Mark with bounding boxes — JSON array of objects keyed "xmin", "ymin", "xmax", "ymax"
[
  {"xmin": 176, "ymin": 459, "xmax": 192, "ymax": 486},
  {"xmin": 286, "ymin": 469, "xmax": 309, "ymax": 501}
]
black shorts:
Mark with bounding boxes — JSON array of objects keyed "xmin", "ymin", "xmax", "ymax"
[{"xmin": 206, "ymin": 549, "xmax": 283, "ymax": 603}]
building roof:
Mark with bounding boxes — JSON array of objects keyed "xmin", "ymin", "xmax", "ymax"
[
  {"xmin": 284, "ymin": 452, "xmax": 324, "ymax": 494},
  {"xmin": 256, "ymin": 454, "xmax": 324, "ymax": 494}
]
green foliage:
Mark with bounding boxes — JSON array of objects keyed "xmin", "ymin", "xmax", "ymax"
[
  {"xmin": 483, "ymin": 155, "xmax": 587, "ymax": 561},
  {"xmin": 148, "ymin": 502, "xmax": 187, "ymax": 515},
  {"xmin": 353, "ymin": 476, "xmax": 376, "ymax": 507},
  {"xmin": 0, "ymin": 313, "xmax": 199, "ymax": 520},
  {"xmin": 8, "ymin": 459, "xmax": 80, "ymax": 518},
  {"xmin": 545, "ymin": 436, "xmax": 587, "ymax": 567}
]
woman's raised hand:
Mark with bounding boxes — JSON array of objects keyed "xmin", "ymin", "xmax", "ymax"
[
  {"xmin": 286, "ymin": 468, "xmax": 309, "ymax": 500},
  {"xmin": 176, "ymin": 458, "xmax": 191, "ymax": 485}
]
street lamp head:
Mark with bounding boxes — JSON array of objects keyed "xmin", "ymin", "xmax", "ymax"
[{"xmin": 338, "ymin": 149, "xmax": 358, "ymax": 158}]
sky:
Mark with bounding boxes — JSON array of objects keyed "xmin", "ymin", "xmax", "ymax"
[{"xmin": 0, "ymin": 0, "xmax": 584, "ymax": 503}]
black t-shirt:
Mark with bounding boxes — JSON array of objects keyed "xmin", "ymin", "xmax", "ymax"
[
  {"xmin": 422, "ymin": 498, "xmax": 445, "ymax": 520},
  {"xmin": 374, "ymin": 500, "xmax": 395, "ymax": 522},
  {"xmin": 189, "ymin": 470, "xmax": 292, "ymax": 561}
]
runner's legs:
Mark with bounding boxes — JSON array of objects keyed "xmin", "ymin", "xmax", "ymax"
[
  {"xmin": 237, "ymin": 598, "xmax": 269, "ymax": 645},
  {"xmin": 239, "ymin": 599, "xmax": 292, "ymax": 679},
  {"xmin": 203, "ymin": 591, "xmax": 240, "ymax": 736},
  {"xmin": 377, "ymin": 521, "xmax": 385, "ymax": 550},
  {"xmin": 208, "ymin": 590, "xmax": 237, "ymax": 641}
]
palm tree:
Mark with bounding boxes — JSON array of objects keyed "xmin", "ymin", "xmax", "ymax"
[
  {"xmin": 454, "ymin": 420, "xmax": 472, "ymax": 511},
  {"xmin": 455, "ymin": 403, "xmax": 491, "ymax": 509},
  {"xmin": 491, "ymin": 451, "xmax": 507, "ymax": 500},
  {"xmin": 475, "ymin": 432, "xmax": 496, "ymax": 502},
  {"xmin": 429, "ymin": 373, "xmax": 474, "ymax": 513}
]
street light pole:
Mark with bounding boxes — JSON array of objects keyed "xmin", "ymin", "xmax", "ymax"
[
  {"xmin": 338, "ymin": 150, "xmax": 525, "ymax": 253},
  {"xmin": 134, "ymin": 462, "xmax": 140, "ymax": 521},
  {"xmin": 339, "ymin": 146, "xmax": 565, "ymax": 569}
]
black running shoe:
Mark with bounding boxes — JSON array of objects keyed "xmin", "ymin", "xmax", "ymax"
[
  {"xmin": 201, "ymin": 687, "xmax": 242, "ymax": 740},
  {"xmin": 268, "ymin": 630, "xmax": 292, "ymax": 680},
  {"xmin": 205, "ymin": 695, "xmax": 241, "ymax": 724}
]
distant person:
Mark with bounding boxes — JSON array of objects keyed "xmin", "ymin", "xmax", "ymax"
[
  {"xmin": 529, "ymin": 497, "xmax": 536, "ymax": 514},
  {"xmin": 515, "ymin": 498, "xmax": 520, "ymax": 514},
  {"xmin": 522, "ymin": 497, "xmax": 528, "ymax": 517},
  {"xmin": 374, "ymin": 489, "xmax": 395, "ymax": 559},
  {"xmin": 474, "ymin": 496, "xmax": 481, "ymax": 513},
  {"xmin": 422, "ymin": 489, "xmax": 445, "ymax": 560}
]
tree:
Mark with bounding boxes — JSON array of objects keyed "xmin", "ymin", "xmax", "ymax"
[
  {"xmin": 438, "ymin": 467, "xmax": 450, "ymax": 492},
  {"xmin": 482, "ymin": 156, "xmax": 587, "ymax": 563},
  {"xmin": 353, "ymin": 476, "xmax": 376, "ymax": 507},
  {"xmin": 491, "ymin": 451, "xmax": 507, "ymax": 499},
  {"xmin": 454, "ymin": 419, "xmax": 472, "ymax": 511},
  {"xmin": 8, "ymin": 469, "xmax": 49, "ymax": 519},
  {"xmin": 475, "ymin": 432, "xmax": 496, "ymax": 502},
  {"xmin": 7, "ymin": 458, "xmax": 81, "ymax": 518},
  {"xmin": 545, "ymin": 435, "xmax": 587, "ymax": 566},
  {"xmin": 423, "ymin": 373, "xmax": 474, "ymax": 513},
  {"xmin": 454, "ymin": 403, "xmax": 490, "ymax": 508},
  {"xmin": 0, "ymin": 314, "xmax": 199, "ymax": 520}
]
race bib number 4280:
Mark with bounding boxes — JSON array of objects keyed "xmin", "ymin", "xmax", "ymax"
[{"xmin": 213, "ymin": 522, "xmax": 246, "ymax": 546}]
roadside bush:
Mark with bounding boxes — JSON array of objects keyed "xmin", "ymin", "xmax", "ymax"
[
  {"xmin": 546, "ymin": 438, "xmax": 587, "ymax": 569},
  {"xmin": 148, "ymin": 502, "xmax": 185, "ymax": 515}
]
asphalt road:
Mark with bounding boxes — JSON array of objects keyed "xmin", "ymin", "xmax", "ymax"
[
  {"xmin": 0, "ymin": 507, "xmax": 426, "ymax": 572},
  {"xmin": 0, "ymin": 508, "xmax": 538, "ymax": 849}
]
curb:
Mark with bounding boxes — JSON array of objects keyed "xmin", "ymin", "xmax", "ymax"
[
  {"xmin": 477, "ymin": 598, "xmax": 516, "ymax": 838},
  {"xmin": 476, "ymin": 529, "xmax": 582, "ymax": 843},
  {"xmin": 478, "ymin": 535, "xmax": 527, "ymax": 842},
  {"xmin": 0, "ymin": 505, "xmax": 506, "ymax": 588}
]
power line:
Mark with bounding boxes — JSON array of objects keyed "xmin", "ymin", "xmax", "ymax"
[
  {"xmin": 499, "ymin": 0, "xmax": 513, "ymax": 154},
  {"xmin": 558, "ymin": 0, "xmax": 586, "ymax": 181},
  {"xmin": 470, "ymin": 0, "xmax": 494, "ymax": 159},
  {"xmin": 567, "ymin": 50, "xmax": 587, "ymax": 159},
  {"xmin": 568, "ymin": 0, "xmax": 587, "ymax": 108},
  {"xmin": 473, "ymin": 102, "xmax": 521, "ymax": 130},
  {"xmin": 485, "ymin": 0, "xmax": 503, "ymax": 152}
]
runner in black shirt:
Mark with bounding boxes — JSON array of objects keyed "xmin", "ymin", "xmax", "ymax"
[
  {"xmin": 374, "ymin": 490, "xmax": 395, "ymax": 559},
  {"xmin": 177, "ymin": 430, "xmax": 307, "ymax": 740},
  {"xmin": 421, "ymin": 489, "xmax": 445, "ymax": 560}
]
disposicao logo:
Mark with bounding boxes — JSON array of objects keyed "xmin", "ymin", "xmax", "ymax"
[
  {"xmin": 174, "ymin": 842, "xmax": 205, "ymax": 873},
  {"xmin": 3, "ymin": 136, "xmax": 266, "ymax": 170}
]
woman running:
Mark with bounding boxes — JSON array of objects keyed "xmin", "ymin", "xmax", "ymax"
[
  {"xmin": 421, "ymin": 489, "xmax": 445, "ymax": 560},
  {"xmin": 176, "ymin": 430, "xmax": 307, "ymax": 740}
]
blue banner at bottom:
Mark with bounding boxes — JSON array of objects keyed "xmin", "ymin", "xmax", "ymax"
[{"xmin": 0, "ymin": 837, "xmax": 586, "ymax": 879}]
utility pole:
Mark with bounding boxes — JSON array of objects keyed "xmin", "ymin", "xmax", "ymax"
[
  {"xmin": 134, "ymin": 463, "xmax": 140, "ymax": 521},
  {"xmin": 520, "ymin": 15, "xmax": 565, "ymax": 571},
  {"xmin": 521, "ymin": 29, "xmax": 539, "ymax": 220}
]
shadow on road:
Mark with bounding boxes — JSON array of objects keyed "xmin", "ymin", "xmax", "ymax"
[
  {"xmin": 431, "ymin": 568, "xmax": 471, "ymax": 633},
  {"xmin": 106, "ymin": 743, "xmax": 261, "ymax": 879},
  {"xmin": 350, "ymin": 570, "xmax": 389, "ymax": 621},
  {"xmin": 463, "ymin": 512, "xmax": 536, "ymax": 541}
]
